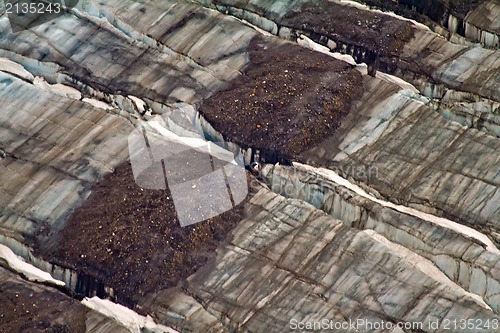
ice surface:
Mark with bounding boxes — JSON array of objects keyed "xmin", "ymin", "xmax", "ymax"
[
  {"xmin": 364, "ymin": 230, "xmax": 492, "ymax": 311},
  {"xmin": 82, "ymin": 297, "xmax": 178, "ymax": 333},
  {"xmin": 81, "ymin": 97, "xmax": 114, "ymax": 110},
  {"xmin": 337, "ymin": 0, "xmax": 431, "ymax": 31},
  {"xmin": 294, "ymin": 163, "xmax": 500, "ymax": 255},
  {"xmin": 129, "ymin": 95, "xmax": 147, "ymax": 113},
  {"xmin": 0, "ymin": 244, "xmax": 65, "ymax": 287},
  {"xmin": 33, "ymin": 76, "xmax": 82, "ymax": 99},
  {"xmin": 297, "ymin": 34, "xmax": 357, "ymax": 65},
  {"xmin": 0, "ymin": 57, "xmax": 34, "ymax": 81}
]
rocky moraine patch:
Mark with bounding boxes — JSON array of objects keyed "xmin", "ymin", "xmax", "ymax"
[{"xmin": 199, "ymin": 35, "xmax": 363, "ymax": 162}]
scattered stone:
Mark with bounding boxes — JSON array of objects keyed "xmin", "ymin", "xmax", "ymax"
[
  {"xmin": 0, "ymin": 267, "xmax": 129, "ymax": 333},
  {"xmin": 199, "ymin": 35, "xmax": 363, "ymax": 162},
  {"xmin": 42, "ymin": 163, "xmax": 249, "ymax": 307}
]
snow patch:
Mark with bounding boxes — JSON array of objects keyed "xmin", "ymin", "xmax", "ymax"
[
  {"xmin": 236, "ymin": 17, "xmax": 273, "ymax": 36},
  {"xmin": 0, "ymin": 62, "xmax": 113, "ymax": 111},
  {"xmin": 0, "ymin": 244, "xmax": 65, "ymax": 287},
  {"xmin": 337, "ymin": 0, "xmax": 431, "ymax": 31},
  {"xmin": 135, "ymin": 119, "xmax": 241, "ymax": 167},
  {"xmin": 294, "ymin": 163, "xmax": 500, "ymax": 255},
  {"xmin": 376, "ymin": 72, "xmax": 420, "ymax": 93},
  {"xmin": 297, "ymin": 34, "xmax": 357, "ymax": 65},
  {"xmin": 297, "ymin": 34, "xmax": 421, "ymax": 93},
  {"xmin": 0, "ymin": 57, "xmax": 34, "ymax": 82},
  {"xmin": 82, "ymin": 297, "xmax": 178, "ymax": 333},
  {"xmin": 33, "ymin": 76, "xmax": 82, "ymax": 99},
  {"xmin": 82, "ymin": 98, "xmax": 114, "ymax": 110},
  {"xmin": 129, "ymin": 95, "xmax": 147, "ymax": 113},
  {"xmin": 364, "ymin": 230, "xmax": 492, "ymax": 311}
]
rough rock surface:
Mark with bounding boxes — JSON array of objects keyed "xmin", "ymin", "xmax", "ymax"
[
  {"xmin": 143, "ymin": 186, "xmax": 500, "ymax": 332},
  {"xmin": 327, "ymin": 0, "xmax": 499, "ymax": 48},
  {"xmin": 195, "ymin": 0, "xmax": 500, "ymax": 100},
  {"xmin": 44, "ymin": 163, "xmax": 247, "ymax": 307},
  {"xmin": 0, "ymin": 266, "xmax": 129, "ymax": 333},
  {"xmin": 200, "ymin": 35, "xmax": 363, "ymax": 160}
]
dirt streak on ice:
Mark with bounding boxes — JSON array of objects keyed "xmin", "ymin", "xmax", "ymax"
[{"xmin": 294, "ymin": 162, "xmax": 500, "ymax": 255}]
